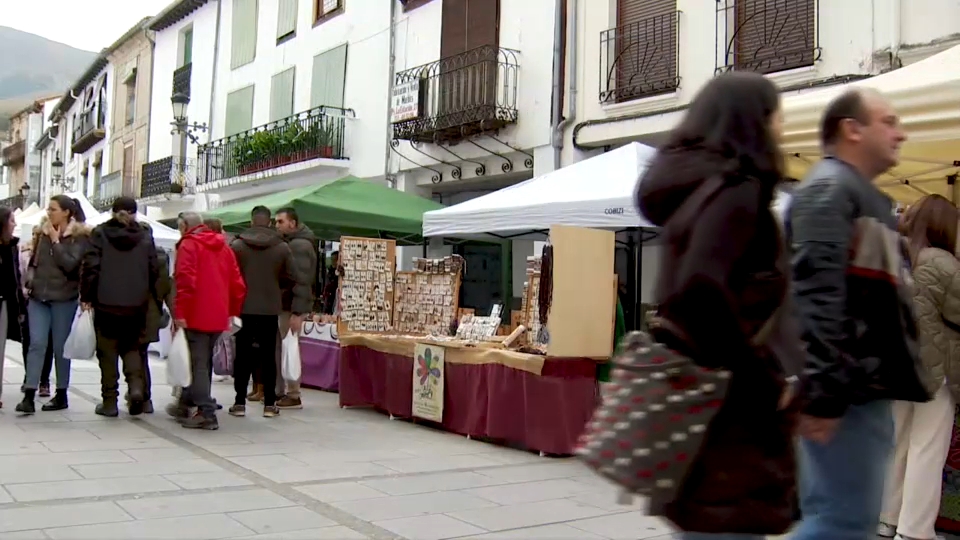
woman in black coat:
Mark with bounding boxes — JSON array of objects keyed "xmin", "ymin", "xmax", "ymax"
[{"xmin": 0, "ymin": 206, "xmax": 27, "ymax": 408}]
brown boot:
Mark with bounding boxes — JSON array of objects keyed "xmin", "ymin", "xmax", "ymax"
[
  {"xmin": 247, "ymin": 384, "xmax": 263, "ymax": 402},
  {"xmin": 276, "ymin": 396, "xmax": 302, "ymax": 409}
]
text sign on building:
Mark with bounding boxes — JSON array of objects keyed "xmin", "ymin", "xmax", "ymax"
[{"xmin": 391, "ymin": 80, "xmax": 420, "ymax": 123}]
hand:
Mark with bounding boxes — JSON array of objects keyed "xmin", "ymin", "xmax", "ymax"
[
  {"xmin": 289, "ymin": 314, "xmax": 304, "ymax": 334},
  {"xmin": 80, "ymin": 302, "xmax": 93, "ymax": 312},
  {"xmin": 47, "ymin": 225, "xmax": 60, "ymax": 243},
  {"xmin": 778, "ymin": 380, "xmax": 797, "ymax": 410},
  {"xmin": 798, "ymin": 415, "xmax": 841, "ymax": 444},
  {"xmin": 174, "ymin": 319, "xmax": 187, "ymax": 332}
]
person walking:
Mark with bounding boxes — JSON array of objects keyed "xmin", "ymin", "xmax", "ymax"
[
  {"xmin": 633, "ymin": 71, "xmax": 802, "ymax": 539},
  {"xmin": 172, "ymin": 212, "xmax": 246, "ymax": 429},
  {"xmin": 0, "ymin": 207, "xmax": 26, "ymax": 409},
  {"xmin": 790, "ymin": 88, "xmax": 931, "ymax": 540},
  {"xmin": 273, "ymin": 207, "xmax": 313, "ymax": 409},
  {"xmin": 879, "ymin": 194, "xmax": 960, "ymax": 540},
  {"xmin": 132, "ymin": 222, "xmax": 174, "ymax": 415},
  {"xmin": 16, "ymin": 195, "xmax": 90, "ymax": 414},
  {"xmin": 229, "ymin": 206, "xmax": 304, "ymax": 418},
  {"xmin": 81, "ymin": 197, "xmax": 159, "ymax": 417}
]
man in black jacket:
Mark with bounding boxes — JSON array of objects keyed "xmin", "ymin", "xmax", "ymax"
[
  {"xmin": 790, "ymin": 89, "xmax": 929, "ymax": 539},
  {"xmin": 81, "ymin": 197, "xmax": 159, "ymax": 417}
]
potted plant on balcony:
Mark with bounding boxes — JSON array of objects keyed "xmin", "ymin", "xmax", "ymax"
[
  {"xmin": 234, "ymin": 138, "xmax": 257, "ymax": 175},
  {"xmin": 315, "ymin": 122, "xmax": 337, "ymax": 159},
  {"xmin": 280, "ymin": 123, "xmax": 306, "ymax": 165}
]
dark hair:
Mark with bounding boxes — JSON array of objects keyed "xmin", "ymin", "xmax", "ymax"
[
  {"xmin": 251, "ymin": 206, "xmax": 271, "ymax": 220},
  {"xmin": 50, "ymin": 195, "xmax": 79, "ymax": 221},
  {"xmin": 70, "ymin": 198, "xmax": 87, "ymax": 223},
  {"xmin": 900, "ymin": 194, "xmax": 959, "ymax": 264},
  {"xmin": 820, "ymin": 89, "xmax": 871, "ymax": 147},
  {"xmin": 0, "ymin": 207, "xmax": 13, "ymax": 243},
  {"xmin": 277, "ymin": 207, "xmax": 298, "ymax": 224},
  {"xmin": 111, "ymin": 196, "xmax": 138, "ymax": 225},
  {"xmin": 658, "ymin": 71, "xmax": 783, "ymax": 186},
  {"xmin": 203, "ymin": 217, "xmax": 223, "ymax": 232},
  {"xmin": 331, "ymin": 250, "xmax": 339, "ymax": 256}
]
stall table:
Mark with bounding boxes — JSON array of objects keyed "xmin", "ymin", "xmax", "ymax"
[
  {"xmin": 299, "ymin": 322, "xmax": 340, "ymax": 391},
  {"xmin": 339, "ymin": 334, "xmax": 598, "ymax": 455}
]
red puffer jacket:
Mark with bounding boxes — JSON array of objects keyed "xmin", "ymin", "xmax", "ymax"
[{"xmin": 174, "ymin": 225, "xmax": 246, "ymax": 332}]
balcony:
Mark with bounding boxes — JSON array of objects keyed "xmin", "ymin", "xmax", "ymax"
[
  {"xmin": 600, "ymin": 11, "xmax": 680, "ymax": 104},
  {"xmin": 716, "ymin": 0, "xmax": 820, "ymax": 74},
  {"xmin": 91, "ymin": 171, "xmax": 124, "ymax": 211},
  {"xmin": 0, "ymin": 194, "xmax": 25, "ymax": 210},
  {"xmin": 392, "ymin": 45, "xmax": 519, "ymax": 144},
  {"xmin": 72, "ymin": 106, "xmax": 107, "ymax": 154},
  {"xmin": 197, "ymin": 106, "xmax": 347, "ymax": 186},
  {"xmin": 1, "ymin": 140, "xmax": 25, "ymax": 166},
  {"xmin": 140, "ymin": 156, "xmax": 198, "ymax": 199},
  {"xmin": 173, "ymin": 63, "xmax": 192, "ymax": 97}
]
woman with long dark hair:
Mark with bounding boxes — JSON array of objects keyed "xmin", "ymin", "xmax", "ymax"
[
  {"xmin": 0, "ymin": 207, "xmax": 26, "ymax": 408},
  {"xmin": 16, "ymin": 195, "xmax": 90, "ymax": 414},
  {"xmin": 879, "ymin": 194, "xmax": 960, "ymax": 540},
  {"xmin": 634, "ymin": 71, "xmax": 801, "ymax": 538}
]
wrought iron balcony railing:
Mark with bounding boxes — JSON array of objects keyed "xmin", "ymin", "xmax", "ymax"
[
  {"xmin": 91, "ymin": 171, "xmax": 124, "ymax": 211},
  {"xmin": 716, "ymin": 0, "xmax": 820, "ymax": 74},
  {"xmin": 140, "ymin": 156, "xmax": 198, "ymax": 198},
  {"xmin": 0, "ymin": 194, "xmax": 25, "ymax": 210},
  {"xmin": 1, "ymin": 140, "xmax": 26, "ymax": 166},
  {"xmin": 600, "ymin": 11, "xmax": 681, "ymax": 104},
  {"xmin": 173, "ymin": 63, "xmax": 192, "ymax": 97},
  {"xmin": 72, "ymin": 103, "xmax": 107, "ymax": 154},
  {"xmin": 197, "ymin": 106, "xmax": 347, "ymax": 186},
  {"xmin": 392, "ymin": 45, "xmax": 519, "ymax": 144}
]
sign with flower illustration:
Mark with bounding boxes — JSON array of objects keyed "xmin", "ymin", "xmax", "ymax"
[{"xmin": 412, "ymin": 343, "xmax": 445, "ymax": 422}]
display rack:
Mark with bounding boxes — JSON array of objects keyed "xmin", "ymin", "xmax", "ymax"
[
  {"xmin": 337, "ymin": 236, "xmax": 396, "ymax": 334},
  {"xmin": 393, "ymin": 269, "xmax": 461, "ymax": 336},
  {"xmin": 521, "ymin": 256, "xmax": 543, "ymax": 345}
]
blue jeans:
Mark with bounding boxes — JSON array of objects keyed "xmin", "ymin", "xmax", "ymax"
[
  {"xmin": 24, "ymin": 299, "xmax": 79, "ymax": 390},
  {"xmin": 792, "ymin": 400, "xmax": 894, "ymax": 540},
  {"xmin": 678, "ymin": 534, "xmax": 763, "ymax": 539}
]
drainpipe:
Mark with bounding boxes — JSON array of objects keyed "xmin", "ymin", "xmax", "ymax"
[
  {"xmin": 207, "ymin": 0, "xmax": 224, "ymax": 146},
  {"xmin": 890, "ymin": 0, "xmax": 901, "ymax": 68},
  {"xmin": 551, "ymin": 0, "xmax": 577, "ymax": 171},
  {"xmin": 384, "ymin": 0, "xmax": 399, "ymax": 187},
  {"xmin": 144, "ymin": 29, "xmax": 156, "ymax": 166}
]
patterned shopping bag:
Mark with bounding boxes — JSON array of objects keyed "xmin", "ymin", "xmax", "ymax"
[{"xmin": 213, "ymin": 333, "xmax": 235, "ymax": 376}]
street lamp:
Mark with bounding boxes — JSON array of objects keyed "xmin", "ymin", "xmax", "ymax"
[
  {"xmin": 50, "ymin": 151, "xmax": 72, "ymax": 191},
  {"xmin": 170, "ymin": 92, "xmax": 207, "ymax": 144}
]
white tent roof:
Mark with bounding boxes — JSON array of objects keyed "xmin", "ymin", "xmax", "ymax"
[
  {"xmin": 423, "ymin": 142, "xmax": 658, "ymax": 237},
  {"xmin": 16, "ymin": 192, "xmax": 100, "ymax": 240},
  {"xmin": 783, "ymin": 44, "xmax": 960, "ymax": 203},
  {"xmin": 90, "ymin": 211, "xmax": 181, "ymax": 251}
]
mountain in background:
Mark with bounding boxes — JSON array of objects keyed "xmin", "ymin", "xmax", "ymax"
[{"xmin": 0, "ymin": 26, "xmax": 97, "ymax": 132}]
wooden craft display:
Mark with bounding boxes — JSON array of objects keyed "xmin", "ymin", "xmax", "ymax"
[
  {"xmin": 337, "ymin": 236, "xmax": 396, "ymax": 334},
  {"xmin": 393, "ymin": 269, "xmax": 461, "ymax": 336},
  {"xmin": 521, "ymin": 256, "xmax": 543, "ymax": 346}
]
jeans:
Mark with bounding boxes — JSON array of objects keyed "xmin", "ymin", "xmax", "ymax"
[
  {"xmin": 183, "ymin": 330, "xmax": 218, "ymax": 417},
  {"xmin": 21, "ymin": 328, "xmax": 54, "ymax": 388},
  {"xmin": 24, "ymin": 299, "xmax": 78, "ymax": 390},
  {"xmin": 792, "ymin": 400, "xmax": 894, "ymax": 540},
  {"xmin": 678, "ymin": 534, "xmax": 764, "ymax": 540},
  {"xmin": 234, "ymin": 314, "xmax": 278, "ymax": 407}
]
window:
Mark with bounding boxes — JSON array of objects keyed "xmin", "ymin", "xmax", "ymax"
[
  {"xmin": 231, "ymin": 0, "xmax": 259, "ymax": 69},
  {"xmin": 125, "ymin": 80, "xmax": 136, "ymax": 126},
  {"xmin": 225, "ymin": 86, "xmax": 255, "ymax": 136},
  {"xmin": 180, "ymin": 26, "xmax": 194, "ymax": 67},
  {"xmin": 269, "ymin": 68, "xmax": 296, "ymax": 121},
  {"xmin": 277, "ymin": 0, "xmax": 297, "ymax": 42},
  {"xmin": 314, "ymin": 0, "xmax": 343, "ymax": 25},
  {"xmin": 402, "ymin": 0, "xmax": 435, "ymax": 12},
  {"xmin": 310, "ymin": 44, "xmax": 347, "ymax": 109}
]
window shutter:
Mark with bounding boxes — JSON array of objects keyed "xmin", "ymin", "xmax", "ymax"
[
  {"xmin": 225, "ymin": 86, "xmax": 255, "ymax": 136},
  {"xmin": 182, "ymin": 28, "xmax": 194, "ymax": 66},
  {"xmin": 614, "ymin": 0, "xmax": 676, "ymax": 103},
  {"xmin": 231, "ymin": 0, "xmax": 259, "ymax": 69},
  {"xmin": 270, "ymin": 68, "xmax": 296, "ymax": 121},
  {"xmin": 440, "ymin": 0, "xmax": 468, "ymax": 58},
  {"xmin": 321, "ymin": 0, "xmax": 341, "ymax": 15},
  {"xmin": 310, "ymin": 44, "xmax": 347, "ymax": 109},
  {"xmin": 277, "ymin": 0, "xmax": 297, "ymax": 39},
  {"xmin": 465, "ymin": 0, "xmax": 499, "ymax": 50},
  {"xmin": 733, "ymin": 0, "xmax": 815, "ymax": 73}
]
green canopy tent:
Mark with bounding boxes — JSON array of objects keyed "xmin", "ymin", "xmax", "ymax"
[{"xmin": 203, "ymin": 176, "xmax": 443, "ymax": 245}]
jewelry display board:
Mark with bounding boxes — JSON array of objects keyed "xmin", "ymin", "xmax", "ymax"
[
  {"xmin": 393, "ymin": 270, "xmax": 461, "ymax": 336},
  {"xmin": 456, "ymin": 305, "xmax": 503, "ymax": 341},
  {"xmin": 521, "ymin": 256, "xmax": 543, "ymax": 346},
  {"xmin": 337, "ymin": 237, "xmax": 396, "ymax": 334}
]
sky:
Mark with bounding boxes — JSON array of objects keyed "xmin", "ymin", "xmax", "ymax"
[{"xmin": 2, "ymin": 0, "xmax": 173, "ymax": 52}]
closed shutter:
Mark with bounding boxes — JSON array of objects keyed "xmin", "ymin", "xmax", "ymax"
[
  {"xmin": 270, "ymin": 67, "xmax": 296, "ymax": 121},
  {"xmin": 614, "ymin": 0, "xmax": 676, "ymax": 103},
  {"xmin": 466, "ymin": 0, "xmax": 499, "ymax": 50},
  {"xmin": 438, "ymin": 0, "xmax": 499, "ymax": 119},
  {"xmin": 277, "ymin": 0, "xmax": 297, "ymax": 40},
  {"xmin": 440, "ymin": 0, "xmax": 468, "ymax": 58},
  {"xmin": 733, "ymin": 0, "xmax": 815, "ymax": 73},
  {"xmin": 225, "ymin": 85, "xmax": 255, "ymax": 136},
  {"xmin": 231, "ymin": 0, "xmax": 259, "ymax": 69},
  {"xmin": 309, "ymin": 44, "xmax": 347, "ymax": 109}
]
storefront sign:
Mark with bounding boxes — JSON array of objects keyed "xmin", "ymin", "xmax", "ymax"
[
  {"xmin": 412, "ymin": 343, "xmax": 444, "ymax": 422},
  {"xmin": 391, "ymin": 80, "xmax": 421, "ymax": 123}
]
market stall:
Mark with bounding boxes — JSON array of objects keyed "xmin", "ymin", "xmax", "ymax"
[{"xmin": 299, "ymin": 321, "xmax": 340, "ymax": 391}]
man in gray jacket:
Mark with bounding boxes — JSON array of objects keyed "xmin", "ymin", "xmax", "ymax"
[{"xmin": 274, "ymin": 207, "xmax": 315, "ymax": 409}]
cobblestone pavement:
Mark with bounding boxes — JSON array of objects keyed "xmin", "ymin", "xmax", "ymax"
[{"xmin": 0, "ymin": 345, "xmax": 795, "ymax": 540}]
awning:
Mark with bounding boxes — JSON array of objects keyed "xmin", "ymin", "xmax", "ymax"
[{"xmin": 782, "ymin": 44, "xmax": 960, "ymax": 204}]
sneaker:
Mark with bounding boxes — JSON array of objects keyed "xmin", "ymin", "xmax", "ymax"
[
  {"xmin": 878, "ymin": 523, "xmax": 896, "ymax": 538},
  {"xmin": 41, "ymin": 390, "xmax": 68, "ymax": 411},
  {"xmin": 15, "ymin": 396, "xmax": 35, "ymax": 415},
  {"xmin": 263, "ymin": 405, "xmax": 280, "ymax": 418},
  {"xmin": 276, "ymin": 396, "xmax": 303, "ymax": 409},
  {"xmin": 228, "ymin": 404, "xmax": 246, "ymax": 417},
  {"xmin": 180, "ymin": 413, "xmax": 219, "ymax": 430},
  {"xmin": 165, "ymin": 403, "xmax": 191, "ymax": 420},
  {"xmin": 95, "ymin": 402, "xmax": 120, "ymax": 417},
  {"xmin": 38, "ymin": 383, "xmax": 51, "ymax": 397}
]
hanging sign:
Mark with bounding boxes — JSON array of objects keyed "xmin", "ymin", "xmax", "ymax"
[{"xmin": 391, "ymin": 80, "xmax": 421, "ymax": 123}]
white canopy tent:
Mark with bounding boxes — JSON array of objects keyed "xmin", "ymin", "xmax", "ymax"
[
  {"xmin": 782, "ymin": 44, "xmax": 960, "ymax": 204},
  {"xmin": 89, "ymin": 211, "xmax": 180, "ymax": 250},
  {"xmin": 423, "ymin": 142, "xmax": 658, "ymax": 238}
]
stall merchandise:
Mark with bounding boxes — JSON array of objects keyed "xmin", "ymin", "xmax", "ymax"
[
  {"xmin": 521, "ymin": 256, "xmax": 544, "ymax": 348},
  {"xmin": 455, "ymin": 305, "xmax": 503, "ymax": 341},
  {"xmin": 337, "ymin": 237, "xmax": 396, "ymax": 333},
  {"xmin": 394, "ymin": 270, "xmax": 461, "ymax": 336}
]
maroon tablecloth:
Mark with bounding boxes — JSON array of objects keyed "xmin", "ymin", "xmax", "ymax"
[
  {"xmin": 339, "ymin": 345, "xmax": 598, "ymax": 455},
  {"xmin": 300, "ymin": 337, "xmax": 340, "ymax": 391}
]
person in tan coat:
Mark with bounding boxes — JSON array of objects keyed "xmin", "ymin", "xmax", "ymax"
[{"xmin": 880, "ymin": 194, "xmax": 960, "ymax": 540}]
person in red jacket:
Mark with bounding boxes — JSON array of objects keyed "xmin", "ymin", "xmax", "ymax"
[{"xmin": 172, "ymin": 212, "xmax": 246, "ymax": 430}]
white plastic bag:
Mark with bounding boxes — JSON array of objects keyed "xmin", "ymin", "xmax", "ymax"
[
  {"xmin": 167, "ymin": 329, "xmax": 192, "ymax": 388},
  {"xmin": 281, "ymin": 330, "xmax": 301, "ymax": 382},
  {"xmin": 62, "ymin": 310, "xmax": 96, "ymax": 360}
]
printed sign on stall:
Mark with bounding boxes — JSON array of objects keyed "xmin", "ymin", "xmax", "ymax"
[{"xmin": 412, "ymin": 343, "xmax": 444, "ymax": 422}]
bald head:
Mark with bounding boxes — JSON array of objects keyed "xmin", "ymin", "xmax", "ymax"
[
  {"xmin": 819, "ymin": 88, "xmax": 905, "ymax": 178},
  {"xmin": 178, "ymin": 211, "xmax": 203, "ymax": 233}
]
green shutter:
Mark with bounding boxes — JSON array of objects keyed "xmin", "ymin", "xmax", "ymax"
[
  {"xmin": 277, "ymin": 0, "xmax": 297, "ymax": 40},
  {"xmin": 269, "ymin": 68, "xmax": 295, "ymax": 121},
  {"xmin": 310, "ymin": 44, "xmax": 347, "ymax": 109},
  {"xmin": 182, "ymin": 28, "xmax": 193, "ymax": 65},
  {"xmin": 225, "ymin": 86, "xmax": 255, "ymax": 136},
  {"xmin": 231, "ymin": 0, "xmax": 259, "ymax": 69}
]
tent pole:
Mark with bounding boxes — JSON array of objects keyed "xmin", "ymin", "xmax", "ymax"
[{"xmin": 626, "ymin": 231, "xmax": 638, "ymax": 331}]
